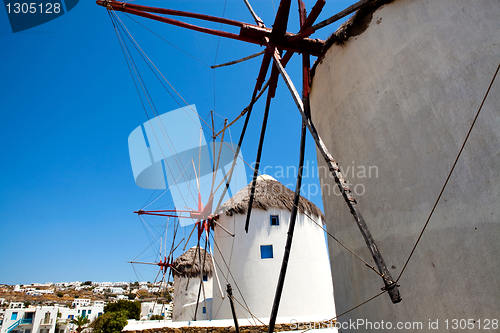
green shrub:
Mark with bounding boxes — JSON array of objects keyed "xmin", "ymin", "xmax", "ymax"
[
  {"xmin": 104, "ymin": 300, "xmax": 141, "ymax": 320},
  {"xmin": 92, "ymin": 311, "xmax": 128, "ymax": 333}
]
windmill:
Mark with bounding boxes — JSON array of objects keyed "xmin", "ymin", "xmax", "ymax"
[
  {"xmin": 97, "ymin": 0, "xmax": 402, "ymax": 330},
  {"xmin": 126, "ymin": 106, "xmax": 244, "ymax": 319}
]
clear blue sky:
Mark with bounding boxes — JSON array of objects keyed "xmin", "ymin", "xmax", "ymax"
[{"xmin": 0, "ymin": 0, "xmax": 355, "ymax": 285}]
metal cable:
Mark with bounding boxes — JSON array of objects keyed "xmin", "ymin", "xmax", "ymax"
[
  {"xmin": 396, "ymin": 61, "xmax": 500, "ymax": 283},
  {"xmin": 112, "ymin": 11, "xmax": 265, "ymax": 186},
  {"xmin": 211, "ymin": 50, "xmax": 266, "ymax": 69},
  {"xmin": 230, "ymin": 294, "xmax": 266, "ymax": 326},
  {"xmin": 307, "ymin": 290, "xmax": 388, "ymax": 331},
  {"xmin": 124, "ymin": 13, "xmax": 211, "ymax": 67},
  {"xmin": 112, "ymin": 11, "xmax": 199, "ymax": 206},
  {"xmin": 212, "ymin": 235, "xmax": 253, "ymax": 314}
]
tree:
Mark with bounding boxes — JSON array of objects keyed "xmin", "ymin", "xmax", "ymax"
[
  {"xmin": 91, "ymin": 311, "xmax": 128, "ymax": 333},
  {"xmin": 83, "ymin": 281, "xmax": 92, "ymax": 286},
  {"xmin": 70, "ymin": 315, "xmax": 90, "ymax": 333},
  {"xmin": 149, "ymin": 315, "xmax": 164, "ymax": 320},
  {"xmin": 91, "ymin": 299, "xmax": 141, "ymax": 333},
  {"xmin": 104, "ymin": 300, "xmax": 141, "ymax": 320}
]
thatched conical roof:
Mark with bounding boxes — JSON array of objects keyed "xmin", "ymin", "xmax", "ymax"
[
  {"xmin": 217, "ymin": 175, "xmax": 323, "ymax": 219},
  {"xmin": 173, "ymin": 246, "xmax": 213, "ymax": 279}
]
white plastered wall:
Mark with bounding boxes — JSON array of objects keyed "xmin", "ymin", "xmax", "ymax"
[
  {"xmin": 212, "ymin": 208, "xmax": 335, "ymax": 321},
  {"xmin": 310, "ymin": 0, "xmax": 500, "ymax": 331}
]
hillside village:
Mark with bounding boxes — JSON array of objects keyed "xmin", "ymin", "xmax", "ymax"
[
  {"xmin": 0, "ymin": 281, "xmax": 173, "ymax": 308},
  {"xmin": 0, "ymin": 281, "xmax": 174, "ymax": 333}
]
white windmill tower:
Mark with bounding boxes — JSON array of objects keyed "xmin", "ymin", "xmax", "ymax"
[
  {"xmin": 212, "ymin": 175, "xmax": 336, "ymax": 322},
  {"xmin": 172, "ymin": 246, "xmax": 214, "ymax": 322}
]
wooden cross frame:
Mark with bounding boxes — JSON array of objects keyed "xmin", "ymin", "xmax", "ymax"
[{"xmin": 97, "ymin": 0, "xmax": 402, "ymax": 326}]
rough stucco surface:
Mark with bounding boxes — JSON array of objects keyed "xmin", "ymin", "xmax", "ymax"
[
  {"xmin": 212, "ymin": 208, "xmax": 335, "ymax": 321},
  {"xmin": 173, "ymin": 275, "xmax": 212, "ymax": 321},
  {"xmin": 310, "ymin": 0, "xmax": 500, "ymax": 331}
]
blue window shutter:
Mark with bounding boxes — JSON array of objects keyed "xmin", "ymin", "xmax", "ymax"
[
  {"xmin": 270, "ymin": 215, "xmax": 279, "ymax": 226},
  {"xmin": 260, "ymin": 245, "xmax": 273, "ymax": 259}
]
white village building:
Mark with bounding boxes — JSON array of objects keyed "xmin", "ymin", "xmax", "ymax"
[
  {"xmin": 108, "ymin": 287, "xmax": 126, "ymax": 295},
  {"xmin": 139, "ymin": 302, "xmax": 172, "ymax": 320},
  {"xmin": 0, "ymin": 301, "xmax": 104, "ymax": 333},
  {"xmin": 91, "ymin": 282, "xmax": 112, "ymax": 288},
  {"xmin": 70, "ymin": 299, "xmax": 90, "ymax": 308}
]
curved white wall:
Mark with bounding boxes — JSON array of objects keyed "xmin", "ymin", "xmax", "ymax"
[
  {"xmin": 173, "ymin": 275, "xmax": 212, "ymax": 321},
  {"xmin": 212, "ymin": 208, "xmax": 335, "ymax": 321},
  {"xmin": 310, "ymin": 0, "xmax": 500, "ymax": 330}
]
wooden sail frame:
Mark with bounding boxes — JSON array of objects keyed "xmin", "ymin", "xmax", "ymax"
[{"xmin": 97, "ymin": 0, "xmax": 402, "ymax": 326}]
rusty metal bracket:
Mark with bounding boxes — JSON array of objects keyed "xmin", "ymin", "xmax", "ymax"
[{"xmin": 96, "ymin": 0, "xmax": 324, "ymax": 56}]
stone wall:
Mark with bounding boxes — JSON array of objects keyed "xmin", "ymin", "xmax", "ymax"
[{"xmin": 126, "ymin": 322, "xmax": 336, "ymax": 333}]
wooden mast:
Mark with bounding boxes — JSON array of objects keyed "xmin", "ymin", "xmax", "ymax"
[{"xmin": 97, "ymin": 0, "xmax": 402, "ymax": 309}]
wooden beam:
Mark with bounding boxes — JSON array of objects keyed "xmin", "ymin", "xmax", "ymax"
[
  {"xmin": 227, "ymin": 284, "xmax": 240, "ymax": 333},
  {"xmin": 97, "ymin": 0, "xmax": 324, "ymax": 56},
  {"xmin": 269, "ymin": 42, "xmax": 402, "ymax": 304},
  {"xmin": 312, "ymin": 0, "xmax": 374, "ymax": 31}
]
